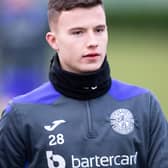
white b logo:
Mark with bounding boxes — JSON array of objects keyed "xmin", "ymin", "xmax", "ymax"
[{"xmin": 46, "ymin": 151, "xmax": 66, "ymax": 168}]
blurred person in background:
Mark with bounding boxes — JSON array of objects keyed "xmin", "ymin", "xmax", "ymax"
[{"xmin": 0, "ymin": 0, "xmax": 48, "ymax": 102}]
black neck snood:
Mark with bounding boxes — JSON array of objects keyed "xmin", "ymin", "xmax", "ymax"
[{"xmin": 49, "ymin": 54, "xmax": 112, "ymax": 100}]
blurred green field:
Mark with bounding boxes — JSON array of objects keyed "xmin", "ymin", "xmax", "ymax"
[{"xmin": 107, "ymin": 26, "xmax": 168, "ymax": 118}]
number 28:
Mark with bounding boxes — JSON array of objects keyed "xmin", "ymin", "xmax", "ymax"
[{"xmin": 49, "ymin": 134, "xmax": 64, "ymax": 146}]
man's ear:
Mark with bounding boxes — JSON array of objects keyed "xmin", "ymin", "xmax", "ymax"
[{"xmin": 46, "ymin": 32, "xmax": 59, "ymax": 51}]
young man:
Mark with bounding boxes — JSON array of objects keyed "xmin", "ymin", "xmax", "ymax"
[{"xmin": 0, "ymin": 0, "xmax": 168, "ymax": 167}]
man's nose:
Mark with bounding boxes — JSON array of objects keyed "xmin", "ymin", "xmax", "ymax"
[{"xmin": 86, "ymin": 32, "xmax": 98, "ymax": 48}]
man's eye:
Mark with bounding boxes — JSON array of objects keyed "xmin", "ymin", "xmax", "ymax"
[
  {"xmin": 96, "ymin": 28, "xmax": 105, "ymax": 33},
  {"xmin": 72, "ymin": 31, "xmax": 83, "ymax": 35}
]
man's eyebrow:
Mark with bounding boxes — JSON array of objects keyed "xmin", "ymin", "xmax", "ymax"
[
  {"xmin": 69, "ymin": 27, "xmax": 85, "ymax": 32},
  {"xmin": 96, "ymin": 24, "xmax": 106, "ymax": 28},
  {"xmin": 68, "ymin": 24, "xmax": 106, "ymax": 31}
]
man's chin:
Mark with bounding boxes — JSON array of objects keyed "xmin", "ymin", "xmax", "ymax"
[{"xmin": 79, "ymin": 63, "xmax": 102, "ymax": 73}]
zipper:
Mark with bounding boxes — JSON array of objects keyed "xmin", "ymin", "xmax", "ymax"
[{"xmin": 86, "ymin": 101, "xmax": 97, "ymax": 138}]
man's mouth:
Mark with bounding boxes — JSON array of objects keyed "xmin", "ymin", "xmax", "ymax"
[{"xmin": 83, "ymin": 53, "xmax": 100, "ymax": 58}]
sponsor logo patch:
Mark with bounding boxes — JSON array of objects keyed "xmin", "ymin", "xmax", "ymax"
[{"xmin": 45, "ymin": 151, "xmax": 138, "ymax": 168}]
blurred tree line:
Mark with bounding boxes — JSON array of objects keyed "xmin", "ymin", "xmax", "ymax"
[{"xmin": 104, "ymin": 0, "xmax": 168, "ymax": 28}]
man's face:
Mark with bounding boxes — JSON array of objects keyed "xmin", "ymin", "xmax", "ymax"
[{"xmin": 47, "ymin": 5, "xmax": 108, "ymax": 73}]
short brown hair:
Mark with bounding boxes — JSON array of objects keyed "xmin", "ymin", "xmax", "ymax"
[{"xmin": 48, "ymin": 0, "xmax": 103, "ymax": 28}]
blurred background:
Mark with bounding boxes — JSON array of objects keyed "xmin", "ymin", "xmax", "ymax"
[{"xmin": 0, "ymin": 0, "xmax": 168, "ymax": 117}]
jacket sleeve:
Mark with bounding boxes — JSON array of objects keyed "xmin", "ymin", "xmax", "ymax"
[
  {"xmin": 0, "ymin": 104, "xmax": 26, "ymax": 168},
  {"xmin": 147, "ymin": 93, "xmax": 168, "ymax": 167}
]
